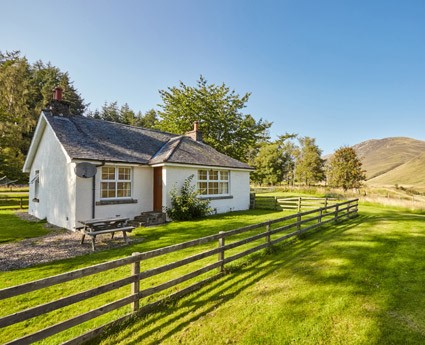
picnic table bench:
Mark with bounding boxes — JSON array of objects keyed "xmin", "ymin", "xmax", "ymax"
[{"xmin": 78, "ymin": 217, "xmax": 135, "ymax": 251}]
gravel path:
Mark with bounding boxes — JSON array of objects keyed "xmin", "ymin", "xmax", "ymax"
[{"xmin": 0, "ymin": 213, "xmax": 142, "ymax": 271}]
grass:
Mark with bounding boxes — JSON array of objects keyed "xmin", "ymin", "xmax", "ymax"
[
  {"xmin": 0, "ymin": 210, "xmax": 49, "ymax": 243},
  {"xmin": 93, "ymin": 204, "xmax": 425, "ymax": 345},
  {"xmin": 1, "ymin": 202, "xmax": 425, "ymax": 344},
  {"xmin": 0, "ymin": 209, "xmax": 295, "ymax": 344},
  {"xmin": 0, "ymin": 208, "xmax": 292, "ymax": 285}
]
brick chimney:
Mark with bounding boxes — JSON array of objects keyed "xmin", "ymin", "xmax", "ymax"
[
  {"xmin": 45, "ymin": 87, "xmax": 71, "ymax": 116},
  {"xmin": 185, "ymin": 121, "xmax": 203, "ymax": 142},
  {"xmin": 53, "ymin": 86, "xmax": 63, "ymax": 101}
]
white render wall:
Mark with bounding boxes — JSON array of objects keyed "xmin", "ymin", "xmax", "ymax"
[
  {"xmin": 75, "ymin": 165, "xmax": 153, "ymax": 227},
  {"xmin": 27, "ymin": 125, "xmax": 251, "ymax": 230},
  {"xmin": 28, "ymin": 125, "xmax": 76, "ymax": 230},
  {"xmin": 163, "ymin": 166, "xmax": 251, "ymax": 214}
]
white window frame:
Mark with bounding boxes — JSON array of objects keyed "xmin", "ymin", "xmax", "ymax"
[
  {"xmin": 197, "ymin": 169, "xmax": 230, "ymax": 196},
  {"xmin": 31, "ymin": 170, "xmax": 40, "ymax": 200},
  {"xmin": 100, "ymin": 166, "xmax": 132, "ymax": 200}
]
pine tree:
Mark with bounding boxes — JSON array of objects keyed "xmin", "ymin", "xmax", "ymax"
[
  {"xmin": 295, "ymin": 136, "xmax": 325, "ymax": 185},
  {"xmin": 0, "ymin": 51, "xmax": 87, "ymax": 182}
]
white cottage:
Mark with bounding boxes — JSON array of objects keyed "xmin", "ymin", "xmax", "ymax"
[{"xmin": 23, "ymin": 94, "xmax": 253, "ymax": 230}]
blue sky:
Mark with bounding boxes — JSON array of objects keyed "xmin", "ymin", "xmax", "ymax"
[{"xmin": 2, "ymin": 0, "xmax": 425, "ymax": 154}]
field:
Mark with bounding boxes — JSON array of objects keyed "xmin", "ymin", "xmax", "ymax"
[
  {"xmin": 1, "ymin": 198, "xmax": 425, "ymax": 344},
  {"xmin": 92, "ymin": 203, "xmax": 425, "ymax": 345}
]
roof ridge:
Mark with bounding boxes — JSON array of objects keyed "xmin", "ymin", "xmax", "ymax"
[
  {"xmin": 149, "ymin": 136, "xmax": 184, "ymax": 164},
  {"xmin": 84, "ymin": 116, "xmax": 179, "ymax": 137},
  {"xmin": 163, "ymin": 136, "xmax": 184, "ymax": 162}
]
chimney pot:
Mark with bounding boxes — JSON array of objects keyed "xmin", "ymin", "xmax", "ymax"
[
  {"xmin": 194, "ymin": 121, "xmax": 199, "ymax": 131},
  {"xmin": 53, "ymin": 87, "xmax": 63, "ymax": 101}
]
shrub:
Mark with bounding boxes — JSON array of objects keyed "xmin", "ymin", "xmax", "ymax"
[{"xmin": 166, "ymin": 175, "xmax": 212, "ymax": 221}]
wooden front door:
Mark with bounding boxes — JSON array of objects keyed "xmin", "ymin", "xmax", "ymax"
[{"xmin": 153, "ymin": 167, "xmax": 163, "ymax": 212}]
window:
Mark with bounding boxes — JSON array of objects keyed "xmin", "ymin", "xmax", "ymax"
[
  {"xmin": 197, "ymin": 169, "xmax": 229, "ymax": 196},
  {"xmin": 31, "ymin": 170, "xmax": 40, "ymax": 201},
  {"xmin": 101, "ymin": 166, "xmax": 132, "ymax": 199}
]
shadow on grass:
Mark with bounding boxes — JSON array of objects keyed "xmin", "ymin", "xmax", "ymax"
[
  {"xmin": 89, "ymin": 215, "xmax": 363, "ymax": 344},
  {"xmin": 281, "ymin": 209, "xmax": 425, "ymax": 343},
  {"xmin": 3, "ymin": 209, "xmax": 284, "ymax": 276},
  {"xmin": 91, "ymin": 208, "xmax": 425, "ymax": 344}
]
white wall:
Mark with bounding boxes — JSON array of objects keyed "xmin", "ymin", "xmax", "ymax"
[
  {"xmin": 28, "ymin": 124, "xmax": 76, "ymax": 229},
  {"xmin": 163, "ymin": 166, "xmax": 251, "ymax": 215},
  {"xmin": 163, "ymin": 166, "xmax": 197, "ymax": 210},
  {"xmin": 28, "ymin": 128, "xmax": 251, "ymax": 229},
  {"xmin": 75, "ymin": 166, "xmax": 153, "ymax": 227}
]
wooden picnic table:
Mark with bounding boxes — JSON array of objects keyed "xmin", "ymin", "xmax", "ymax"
[{"xmin": 78, "ymin": 216, "xmax": 135, "ymax": 251}]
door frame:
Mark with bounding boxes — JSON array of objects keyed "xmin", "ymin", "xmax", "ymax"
[{"xmin": 153, "ymin": 167, "xmax": 163, "ymax": 212}]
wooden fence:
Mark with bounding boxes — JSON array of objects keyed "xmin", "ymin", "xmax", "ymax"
[
  {"xmin": 0, "ymin": 199, "xmax": 358, "ymax": 345},
  {"xmin": 255, "ymin": 196, "xmax": 338, "ymax": 211},
  {"xmin": 0, "ymin": 195, "xmax": 28, "ymax": 210}
]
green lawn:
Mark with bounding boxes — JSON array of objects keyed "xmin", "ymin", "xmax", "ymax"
[
  {"xmin": 1, "ymin": 203, "xmax": 424, "ymax": 344},
  {"xmin": 0, "ymin": 210, "xmax": 49, "ymax": 243},
  {"xmin": 94, "ymin": 204, "xmax": 425, "ymax": 345}
]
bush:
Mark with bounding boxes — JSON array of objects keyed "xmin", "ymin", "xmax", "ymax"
[{"xmin": 166, "ymin": 175, "xmax": 212, "ymax": 221}]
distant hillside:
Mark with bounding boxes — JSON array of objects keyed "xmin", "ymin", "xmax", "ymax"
[
  {"xmin": 367, "ymin": 151, "xmax": 425, "ymax": 187},
  {"xmin": 352, "ymin": 137, "xmax": 425, "ymax": 180}
]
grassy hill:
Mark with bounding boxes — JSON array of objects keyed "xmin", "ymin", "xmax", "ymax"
[
  {"xmin": 367, "ymin": 151, "xmax": 425, "ymax": 189},
  {"xmin": 352, "ymin": 137, "xmax": 425, "ymax": 180}
]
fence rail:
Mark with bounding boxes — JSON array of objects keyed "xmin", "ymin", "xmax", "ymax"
[
  {"xmin": 255, "ymin": 196, "xmax": 339, "ymax": 211},
  {"xmin": 0, "ymin": 195, "xmax": 28, "ymax": 209},
  {"xmin": 0, "ymin": 199, "xmax": 359, "ymax": 345}
]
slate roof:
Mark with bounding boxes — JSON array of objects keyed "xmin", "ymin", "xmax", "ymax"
[{"xmin": 43, "ymin": 112, "xmax": 252, "ymax": 170}]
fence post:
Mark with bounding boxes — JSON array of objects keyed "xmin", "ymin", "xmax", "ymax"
[
  {"xmin": 318, "ymin": 208, "xmax": 322, "ymax": 224},
  {"xmin": 218, "ymin": 231, "xmax": 225, "ymax": 273},
  {"xmin": 131, "ymin": 252, "xmax": 140, "ymax": 312},
  {"xmin": 266, "ymin": 222, "xmax": 271, "ymax": 247},
  {"xmin": 297, "ymin": 213, "xmax": 302, "ymax": 237},
  {"xmin": 249, "ymin": 193, "xmax": 256, "ymax": 209},
  {"xmin": 274, "ymin": 196, "xmax": 278, "ymax": 210},
  {"xmin": 324, "ymin": 197, "xmax": 328, "ymax": 209},
  {"xmin": 334, "ymin": 204, "xmax": 339, "ymax": 222},
  {"xmin": 20, "ymin": 197, "xmax": 23, "ymax": 209},
  {"xmin": 298, "ymin": 197, "xmax": 302, "ymax": 212}
]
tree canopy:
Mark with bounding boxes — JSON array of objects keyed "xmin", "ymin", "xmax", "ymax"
[
  {"xmin": 250, "ymin": 134, "xmax": 298, "ymax": 186},
  {"xmin": 156, "ymin": 76, "xmax": 271, "ymax": 162},
  {"xmin": 0, "ymin": 51, "xmax": 333, "ymax": 187},
  {"xmin": 326, "ymin": 146, "xmax": 366, "ymax": 190},
  {"xmin": 295, "ymin": 136, "xmax": 325, "ymax": 185},
  {"xmin": 88, "ymin": 102, "xmax": 158, "ymax": 128},
  {"xmin": 0, "ymin": 51, "xmax": 87, "ymax": 182}
]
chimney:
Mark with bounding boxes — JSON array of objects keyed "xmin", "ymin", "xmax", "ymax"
[
  {"xmin": 53, "ymin": 87, "xmax": 63, "ymax": 101},
  {"xmin": 185, "ymin": 121, "xmax": 203, "ymax": 142},
  {"xmin": 45, "ymin": 86, "xmax": 71, "ymax": 116}
]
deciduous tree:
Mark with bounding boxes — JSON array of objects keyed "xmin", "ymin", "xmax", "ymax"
[
  {"xmin": 157, "ymin": 76, "xmax": 271, "ymax": 162},
  {"xmin": 327, "ymin": 146, "xmax": 366, "ymax": 190}
]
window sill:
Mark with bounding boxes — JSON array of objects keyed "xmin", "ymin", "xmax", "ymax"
[
  {"xmin": 199, "ymin": 195, "xmax": 233, "ymax": 200},
  {"xmin": 96, "ymin": 198, "xmax": 138, "ymax": 206}
]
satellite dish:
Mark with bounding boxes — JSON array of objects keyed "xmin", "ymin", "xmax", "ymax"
[{"xmin": 75, "ymin": 162, "xmax": 97, "ymax": 178}]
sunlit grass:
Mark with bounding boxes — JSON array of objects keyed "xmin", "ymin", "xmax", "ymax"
[
  {"xmin": 94, "ymin": 204, "xmax": 425, "ymax": 345},
  {"xmin": 0, "ymin": 210, "xmax": 49, "ymax": 243},
  {"xmin": 2, "ymin": 204, "xmax": 424, "ymax": 344}
]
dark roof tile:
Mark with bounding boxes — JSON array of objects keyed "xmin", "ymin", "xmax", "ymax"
[{"xmin": 44, "ymin": 112, "xmax": 252, "ymax": 170}]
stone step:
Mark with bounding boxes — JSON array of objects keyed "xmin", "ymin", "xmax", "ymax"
[{"xmin": 131, "ymin": 212, "xmax": 166, "ymax": 227}]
